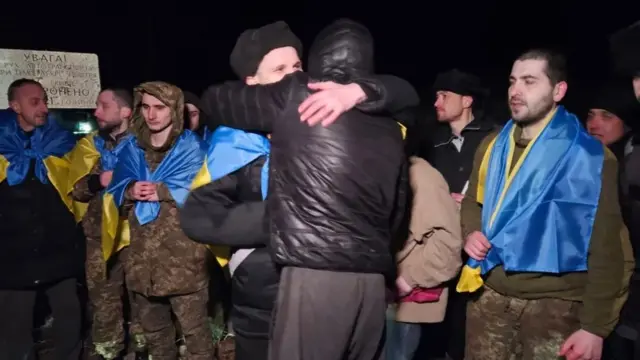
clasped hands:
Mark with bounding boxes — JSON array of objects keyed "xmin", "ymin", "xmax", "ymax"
[{"xmin": 128, "ymin": 181, "xmax": 160, "ymax": 202}]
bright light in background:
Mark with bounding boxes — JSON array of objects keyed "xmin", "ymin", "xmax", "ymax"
[{"xmin": 75, "ymin": 121, "xmax": 95, "ymax": 134}]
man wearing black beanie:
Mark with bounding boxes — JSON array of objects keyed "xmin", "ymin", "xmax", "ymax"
[
  {"xmin": 586, "ymin": 79, "xmax": 638, "ymax": 160},
  {"xmin": 183, "ymin": 21, "xmax": 305, "ymax": 360},
  {"xmin": 229, "ymin": 21, "xmax": 303, "ymax": 86},
  {"xmin": 606, "ymin": 20, "xmax": 640, "ymax": 360}
]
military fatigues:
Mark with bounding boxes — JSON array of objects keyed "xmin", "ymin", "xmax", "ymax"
[
  {"xmin": 71, "ymin": 131, "xmax": 143, "ymax": 359},
  {"xmin": 123, "ymin": 82, "xmax": 213, "ymax": 360},
  {"xmin": 461, "ymin": 128, "xmax": 634, "ymax": 360}
]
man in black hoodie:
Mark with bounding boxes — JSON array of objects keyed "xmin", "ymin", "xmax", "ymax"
[
  {"xmin": 200, "ymin": 19, "xmax": 417, "ymax": 360},
  {"xmin": 606, "ymin": 20, "xmax": 640, "ymax": 360}
]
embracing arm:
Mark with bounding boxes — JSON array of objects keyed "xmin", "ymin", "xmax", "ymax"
[
  {"xmin": 353, "ymin": 75, "xmax": 420, "ymax": 116},
  {"xmin": 180, "ymin": 172, "xmax": 269, "ymax": 248},
  {"xmin": 200, "ymin": 75, "xmax": 295, "ymax": 133}
]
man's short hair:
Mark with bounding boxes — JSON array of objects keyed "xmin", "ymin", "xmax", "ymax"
[
  {"xmin": 7, "ymin": 78, "xmax": 44, "ymax": 102},
  {"xmin": 102, "ymin": 88, "xmax": 133, "ymax": 109},
  {"xmin": 516, "ymin": 49, "xmax": 567, "ymax": 85}
]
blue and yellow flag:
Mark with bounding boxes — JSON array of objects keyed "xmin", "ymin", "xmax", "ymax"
[
  {"xmin": 457, "ymin": 106, "xmax": 604, "ymax": 293},
  {"xmin": 68, "ymin": 132, "xmax": 132, "ymax": 246},
  {"xmin": 101, "ymin": 130, "xmax": 204, "ymax": 260},
  {"xmin": 191, "ymin": 126, "xmax": 271, "ymax": 267},
  {"xmin": 0, "ymin": 109, "xmax": 77, "ymax": 212}
]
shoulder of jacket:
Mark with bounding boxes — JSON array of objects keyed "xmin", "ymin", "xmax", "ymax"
[{"xmin": 409, "ymin": 156, "xmax": 450, "ymax": 190}]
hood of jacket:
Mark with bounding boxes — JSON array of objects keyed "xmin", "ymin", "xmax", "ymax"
[
  {"xmin": 307, "ymin": 18, "xmax": 374, "ymax": 83},
  {"xmin": 131, "ymin": 81, "xmax": 184, "ymax": 150}
]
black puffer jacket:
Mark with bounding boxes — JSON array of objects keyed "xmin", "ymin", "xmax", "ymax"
[
  {"xmin": 180, "ymin": 156, "xmax": 276, "ymax": 338},
  {"xmin": 201, "ymin": 19, "xmax": 415, "ymax": 274}
]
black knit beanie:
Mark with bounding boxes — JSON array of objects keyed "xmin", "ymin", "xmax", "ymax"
[
  {"xmin": 183, "ymin": 91, "xmax": 202, "ymax": 110},
  {"xmin": 229, "ymin": 21, "xmax": 303, "ymax": 79},
  {"xmin": 610, "ymin": 20, "xmax": 640, "ymax": 77},
  {"xmin": 591, "ymin": 79, "xmax": 640, "ymax": 127}
]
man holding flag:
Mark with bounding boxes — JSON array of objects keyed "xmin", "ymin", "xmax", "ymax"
[
  {"xmin": 68, "ymin": 88, "xmax": 145, "ymax": 359},
  {"xmin": 102, "ymin": 81, "xmax": 214, "ymax": 359},
  {"xmin": 458, "ymin": 49, "xmax": 633, "ymax": 360},
  {"xmin": 0, "ymin": 78, "xmax": 83, "ymax": 360}
]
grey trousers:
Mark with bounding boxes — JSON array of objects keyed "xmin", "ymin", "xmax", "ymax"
[{"xmin": 268, "ymin": 267, "xmax": 386, "ymax": 360}]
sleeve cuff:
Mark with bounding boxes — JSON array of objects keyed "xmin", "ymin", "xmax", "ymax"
[
  {"xmin": 580, "ymin": 324, "xmax": 612, "ymax": 338},
  {"xmin": 87, "ymin": 174, "xmax": 104, "ymax": 193}
]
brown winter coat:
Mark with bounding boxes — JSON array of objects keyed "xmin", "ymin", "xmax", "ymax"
[
  {"xmin": 395, "ymin": 157, "xmax": 464, "ymax": 323},
  {"xmin": 122, "ymin": 81, "xmax": 210, "ymax": 297}
]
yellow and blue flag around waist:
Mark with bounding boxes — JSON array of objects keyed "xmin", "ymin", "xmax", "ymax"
[
  {"xmin": 457, "ymin": 106, "xmax": 604, "ymax": 293},
  {"xmin": 0, "ymin": 109, "xmax": 77, "ymax": 212},
  {"xmin": 68, "ymin": 131, "xmax": 132, "ymax": 245},
  {"xmin": 101, "ymin": 130, "xmax": 204, "ymax": 261},
  {"xmin": 191, "ymin": 126, "xmax": 271, "ymax": 266}
]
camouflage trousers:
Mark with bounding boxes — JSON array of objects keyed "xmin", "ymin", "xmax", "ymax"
[
  {"xmin": 135, "ymin": 287, "xmax": 214, "ymax": 360},
  {"xmin": 86, "ymin": 245, "xmax": 144, "ymax": 359},
  {"xmin": 465, "ymin": 286, "xmax": 581, "ymax": 360}
]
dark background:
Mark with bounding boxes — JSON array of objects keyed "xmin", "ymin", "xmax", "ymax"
[{"xmin": 0, "ymin": 2, "xmax": 638, "ymax": 118}]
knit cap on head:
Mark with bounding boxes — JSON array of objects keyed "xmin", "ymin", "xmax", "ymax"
[
  {"xmin": 230, "ymin": 21, "xmax": 303, "ymax": 79},
  {"xmin": 591, "ymin": 79, "xmax": 640, "ymax": 127}
]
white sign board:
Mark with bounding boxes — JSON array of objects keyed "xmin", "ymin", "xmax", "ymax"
[{"xmin": 0, "ymin": 49, "xmax": 100, "ymax": 109}]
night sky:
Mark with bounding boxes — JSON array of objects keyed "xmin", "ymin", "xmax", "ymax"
[{"xmin": 1, "ymin": 2, "xmax": 638, "ymax": 117}]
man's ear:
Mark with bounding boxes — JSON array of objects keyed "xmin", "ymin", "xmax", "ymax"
[
  {"xmin": 120, "ymin": 107, "xmax": 132, "ymax": 120},
  {"xmin": 9, "ymin": 100, "xmax": 20, "ymax": 114},
  {"xmin": 462, "ymin": 95, "xmax": 474, "ymax": 109},
  {"xmin": 245, "ymin": 76, "xmax": 258, "ymax": 86},
  {"xmin": 553, "ymin": 81, "xmax": 568, "ymax": 103}
]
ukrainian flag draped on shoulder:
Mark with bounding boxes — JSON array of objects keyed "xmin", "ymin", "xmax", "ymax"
[
  {"xmin": 102, "ymin": 130, "xmax": 204, "ymax": 260},
  {"xmin": 0, "ymin": 109, "xmax": 76, "ymax": 211},
  {"xmin": 457, "ymin": 106, "xmax": 604, "ymax": 293},
  {"xmin": 191, "ymin": 126, "xmax": 271, "ymax": 267},
  {"xmin": 67, "ymin": 131, "xmax": 131, "ymax": 221}
]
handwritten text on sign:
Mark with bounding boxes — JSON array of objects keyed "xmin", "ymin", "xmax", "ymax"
[{"xmin": 0, "ymin": 49, "xmax": 100, "ymax": 109}]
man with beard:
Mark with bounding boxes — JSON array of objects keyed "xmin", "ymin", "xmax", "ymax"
[
  {"xmin": 458, "ymin": 49, "xmax": 633, "ymax": 360},
  {"xmin": 201, "ymin": 19, "xmax": 416, "ymax": 360},
  {"xmin": 103, "ymin": 82, "xmax": 212, "ymax": 360},
  {"xmin": 0, "ymin": 79, "xmax": 83, "ymax": 359},
  {"xmin": 68, "ymin": 88, "xmax": 145, "ymax": 359}
]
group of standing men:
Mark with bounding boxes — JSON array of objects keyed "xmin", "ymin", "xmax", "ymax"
[
  {"xmin": 0, "ymin": 18, "xmax": 419, "ymax": 360},
  {"xmin": 1, "ymin": 16, "xmax": 640, "ymax": 360}
]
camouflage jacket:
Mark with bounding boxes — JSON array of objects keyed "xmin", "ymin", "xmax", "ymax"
[
  {"xmin": 72, "ymin": 132, "xmax": 129, "ymax": 247},
  {"xmin": 123, "ymin": 145, "xmax": 210, "ymax": 297},
  {"xmin": 122, "ymin": 81, "xmax": 210, "ymax": 297}
]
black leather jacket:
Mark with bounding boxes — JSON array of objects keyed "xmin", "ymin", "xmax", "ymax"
[{"xmin": 200, "ymin": 19, "xmax": 417, "ymax": 274}]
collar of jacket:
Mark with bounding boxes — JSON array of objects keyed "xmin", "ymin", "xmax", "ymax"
[{"xmin": 432, "ymin": 117, "xmax": 495, "ymax": 147}]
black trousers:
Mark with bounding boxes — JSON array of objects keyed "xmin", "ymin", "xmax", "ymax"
[
  {"xmin": 0, "ymin": 278, "xmax": 82, "ymax": 360},
  {"xmin": 236, "ymin": 335, "xmax": 268, "ymax": 360},
  {"xmin": 268, "ymin": 267, "xmax": 386, "ymax": 360}
]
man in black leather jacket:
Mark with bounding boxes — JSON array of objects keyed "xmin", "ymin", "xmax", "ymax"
[{"xmin": 200, "ymin": 18, "xmax": 417, "ymax": 360}]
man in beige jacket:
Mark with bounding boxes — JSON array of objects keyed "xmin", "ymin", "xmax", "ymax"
[{"xmin": 387, "ymin": 155, "xmax": 464, "ymax": 360}]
